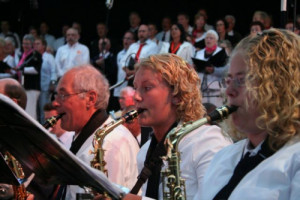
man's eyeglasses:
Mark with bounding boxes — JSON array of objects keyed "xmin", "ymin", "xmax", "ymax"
[
  {"xmin": 223, "ymin": 76, "xmax": 245, "ymax": 88},
  {"xmin": 53, "ymin": 91, "xmax": 87, "ymax": 101}
]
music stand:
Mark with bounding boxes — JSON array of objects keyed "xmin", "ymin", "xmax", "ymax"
[{"xmin": 0, "ymin": 94, "xmax": 125, "ymax": 200}]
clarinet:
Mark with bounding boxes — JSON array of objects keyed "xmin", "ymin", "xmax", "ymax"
[{"xmin": 43, "ymin": 113, "xmax": 65, "ymax": 129}]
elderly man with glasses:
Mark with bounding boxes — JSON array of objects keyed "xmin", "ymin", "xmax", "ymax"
[{"xmin": 52, "ymin": 65, "xmax": 139, "ymax": 199}]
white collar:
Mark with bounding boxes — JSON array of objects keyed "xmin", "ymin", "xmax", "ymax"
[{"xmin": 243, "ymin": 139, "xmax": 264, "ymax": 157}]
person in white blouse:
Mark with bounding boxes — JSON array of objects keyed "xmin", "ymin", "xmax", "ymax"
[
  {"xmin": 177, "ymin": 12, "xmax": 193, "ymax": 35},
  {"xmin": 52, "ymin": 65, "xmax": 139, "ymax": 199},
  {"xmin": 123, "ymin": 53, "xmax": 231, "ymax": 200},
  {"xmin": 194, "ymin": 30, "xmax": 228, "ymax": 108},
  {"xmin": 113, "ymin": 31, "xmax": 136, "ymax": 99},
  {"xmin": 120, "ymin": 24, "xmax": 158, "ymax": 80},
  {"xmin": 198, "ymin": 28, "xmax": 300, "ymax": 200},
  {"xmin": 159, "ymin": 23, "xmax": 195, "ymax": 65},
  {"xmin": 55, "ymin": 28, "xmax": 90, "ymax": 78}
]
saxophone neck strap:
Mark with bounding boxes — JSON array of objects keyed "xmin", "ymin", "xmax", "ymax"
[
  {"xmin": 130, "ymin": 143, "xmax": 165, "ymax": 194},
  {"xmin": 130, "ymin": 166, "xmax": 152, "ymax": 194},
  {"xmin": 130, "ymin": 121, "xmax": 178, "ymax": 194}
]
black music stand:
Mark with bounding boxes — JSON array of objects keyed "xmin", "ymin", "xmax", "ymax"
[{"xmin": 0, "ymin": 94, "xmax": 125, "ymax": 200}]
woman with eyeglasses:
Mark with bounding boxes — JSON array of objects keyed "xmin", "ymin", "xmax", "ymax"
[{"xmin": 197, "ymin": 28, "xmax": 300, "ymax": 200}]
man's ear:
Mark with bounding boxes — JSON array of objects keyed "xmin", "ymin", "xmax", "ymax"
[{"xmin": 86, "ymin": 91, "xmax": 97, "ymax": 108}]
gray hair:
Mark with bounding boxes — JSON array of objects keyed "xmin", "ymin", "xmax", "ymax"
[
  {"xmin": 4, "ymin": 36, "xmax": 16, "ymax": 47},
  {"xmin": 225, "ymin": 15, "xmax": 236, "ymax": 24},
  {"xmin": 120, "ymin": 86, "xmax": 135, "ymax": 96},
  {"xmin": 23, "ymin": 34, "xmax": 35, "ymax": 44},
  {"xmin": 206, "ymin": 30, "xmax": 219, "ymax": 41},
  {"xmin": 69, "ymin": 65, "xmax": 110, "ymax": 110}
]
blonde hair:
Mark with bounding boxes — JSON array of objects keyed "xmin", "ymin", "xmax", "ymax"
[
  {"xmin": 228, "ymin": 28, "xmax": 300, "ymax": 150},
  {"xmin": 135, "ymin": 53, "xmax": 205, "ymax": 122}
]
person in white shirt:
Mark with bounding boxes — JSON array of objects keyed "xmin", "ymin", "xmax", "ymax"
[
  {"xmin": 0, "ymin": 21, "xmax": 21, "ymax": 49},
  {"xmin": 197, "ymin": 8, "xmax": 214, "ymax": 31},
  {"xmin": 148, "ymin": 23, "xmax": 159, "ymax": 44},
  {"xmin": 55, "ymin": 28, "xmax": 90, "ymax": 78},
  {"xmin": 198, "ymin": 28, "xmax": 300, "ymax": 200},
  {"xmin": 43, "ymin": 102, "xmax": 74, "ymax": 149},
  {"xmin": 123, "ymin": 53, "xmax": 231, "ymax": 200},
  {"xmin": 120, "ymin": 24, "xmax": 158, "ymax": 80},
  {"xmin": 156, "ymin": 16, "xmax": 172, "ymax": 42},
  {"xmin": 177, "ymin": 12, "xmax": 193, "ymax": 35},
  {"xmin": 128, "ymin": 12, "xmax": 141, "ymax": 36},
  {"xmin": 53, "ymin": 24, "xmax": 70, "ymax": 52},
  {"xmin": 0, "ymin": 38, "xmax": 14, "ymax": 73},
  {"xmin": 159, "ymin": 23, "xmax": 195, "ymax": 65},
  {"xmin": 39, "ymin": 22, "xmax": 56, "ymax": 50},
  {"xmin": 33, "ymin": 37, "xmax": 57, "ymax": 123},
  {"xmin": 4, "ymin": 36, "xmax": 21, "ymax": 68},
  {"xmin": 113, "ymin": 31, "xmax": 136, "ymax": 98},
  {"xmin": 52, "ymin": 65, "xmax": 139, "ymax": 199},
  {"xmin": 194, "ymin": 30, "xmax": 228, "ymax": 107}
]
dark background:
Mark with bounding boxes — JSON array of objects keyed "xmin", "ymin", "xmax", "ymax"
[{"xmin": 0, "ymin": 0, "xmax": 299, "ymax": 46}]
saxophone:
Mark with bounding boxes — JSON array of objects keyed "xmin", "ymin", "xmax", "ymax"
[
  {"xmin": 3, "ymin": 152, "xmax": 28, "ymax": 200},
  {"xmin": 161, "ymin": 105, "xmax": 238, "ymax": 200},
  {"xmin": 89, "ymin": 109, "xmax": 143, "ymax": 196},
  {"xmin": 90, "ymin": 109, "xmax": 143, "ymax": 174}
]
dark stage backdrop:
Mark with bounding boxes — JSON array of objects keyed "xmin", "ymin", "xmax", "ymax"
[{"xmin": 0, "ymin": 0, "xmax": 299, "ymax": 48}]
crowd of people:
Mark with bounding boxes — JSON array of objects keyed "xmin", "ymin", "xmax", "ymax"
[
  {"xmin": 0, "ymin": 9, "xmax": 300, "ymax": 121},
  {"xmin": 0, "ymin": 8, "xmax": 299, "ymax": 200}
]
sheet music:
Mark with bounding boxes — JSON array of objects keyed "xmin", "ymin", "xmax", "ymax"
[
  {"xmin": 24, "ymin": 66, "xmax": 38, "ymax": 74},
  {"xmin": 0, "ymin": 94, "xmax": 126, "ymax": 199}
]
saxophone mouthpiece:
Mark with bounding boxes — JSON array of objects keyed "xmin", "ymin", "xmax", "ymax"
[
  {"xmin": 123, "ymin": 109, "xmax": 144, "ymax": 123},
  {"xmin": 57, "ymin": 112, "xmax": 66, "ymax": 119},
  {"xmin": 137, "ymin": 108, "xmax": 146, "ymax": 114},
  {"xmin": 227, "ymin": 105, "xmax": 238, "ymax": 114},
  {"xmin": 43, "ymin": 113, "xmax": 66, "ymax": 129},
  {"xmin": 208, "ymin": 105, "xmax": 238, "ymax": 122}
]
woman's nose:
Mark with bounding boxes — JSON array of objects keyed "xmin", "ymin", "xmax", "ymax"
[{"xmin": 133, "ymin": 90, "xmax": 142, "ymax": 102}]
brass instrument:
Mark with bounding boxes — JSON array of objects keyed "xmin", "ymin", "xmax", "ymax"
[
  {"xmin": 90, "ymin": 109, "xmax": 143, "ymax": 195},
  {"xmin": 4, "ymin": 152, "xmax": 28, "ymax": 200},
  {"xmin": 161, "ymin": 105, "xmax": 238, "ymax": 200},
  {"xmin": 43, "ymin": 113, "xmax": 65, "ymax": 129}
]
